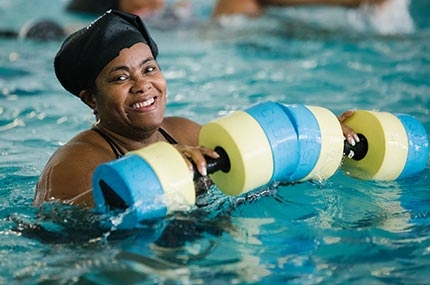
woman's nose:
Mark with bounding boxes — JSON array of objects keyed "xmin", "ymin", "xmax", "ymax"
[{"xmin": 131, "ymin": 75, "xmax": 151, "ymax": 94}]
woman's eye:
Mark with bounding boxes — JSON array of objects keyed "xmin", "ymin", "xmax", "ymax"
[
  {"xmin": 114, "ymin": 75, "xmax": 128, "ymax": 82},
  {"xmin": 145, "ymin": 65, "xmax": 157, "ymax": 73}
]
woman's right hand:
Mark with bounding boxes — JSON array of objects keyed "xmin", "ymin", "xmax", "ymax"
[{"xmin": 173, "ymin": 144, "xmax": 220, "ymax": 177}]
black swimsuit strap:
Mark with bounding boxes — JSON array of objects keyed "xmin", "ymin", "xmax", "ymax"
[
  {"xmin": 158, "ymin": 127, "xmax": 178, "ymax": 144},
  {"xmin": 92, "ymin": 127, "xmax": 177, "ymax": 159},
  {"xmin": 92, "ymin": 128, "xmax": 125, "ymax": 159}
]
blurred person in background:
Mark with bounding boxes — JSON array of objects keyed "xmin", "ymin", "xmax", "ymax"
[
  {"xmin": 66, "ymin": 0, "xmax": 191, "ymax": 20},
  {"xmin": 212, "ymin": 0, "xmax": 387, "ymax": 18}
]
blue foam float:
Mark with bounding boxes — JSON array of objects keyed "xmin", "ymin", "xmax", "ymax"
[
  {"xmin": 244, "ymin": 101, "xmax": 299, "ymax": 182},
  {"xmin": 92, "ymin": 154, "xmax": 167, "ymax": 229},
  {"xmin": 278, "ymin": 104, "xmax": 322, "ymax": 181},
  {"xmin": 395, "ymin": 113, "xmax": 429, "ymax": 180}
]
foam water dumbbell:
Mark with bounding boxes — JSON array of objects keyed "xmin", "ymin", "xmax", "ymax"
[
  {"xmin": 92, "ymin": 142, "xmax": 196, "ymax": 229},
  {"xmin": 92, "ymin": 101, "xmax": 429, "ymax": 229},
  {"xmin": 341, "ymin": 110, "xmax": 429, "ymax": 180}
]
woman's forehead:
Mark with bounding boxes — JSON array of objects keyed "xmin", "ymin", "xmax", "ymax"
[{"xmin": 104, "ymin": 43, "xmax": 154, "ymax": 71}]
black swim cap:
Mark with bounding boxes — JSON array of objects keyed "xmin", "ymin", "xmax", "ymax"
[{"xmin": 54, "ymin": 10, "xmax": 158, "ymax": 97}]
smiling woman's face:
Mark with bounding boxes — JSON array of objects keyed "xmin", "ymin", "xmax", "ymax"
[{"xmin": 93, "ymin": 42, "xmax": 167, "ymax": 139}]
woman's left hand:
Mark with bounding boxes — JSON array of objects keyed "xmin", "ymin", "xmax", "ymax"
[{"xmin": 338, "ymin": 110, "xmax": 360, "ymax": 146}]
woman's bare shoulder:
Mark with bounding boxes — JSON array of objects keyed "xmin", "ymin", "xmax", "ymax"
[
  {"xmin": 49, "ymin": 130, "xmax": 113, "ymax": 161},
  {"xmin": 34, "ymin": 130, "xmax": 116, "ymax": 207},
  {"xmin": 161, "ymin": 116, "xmax": 202, "ymax": 145}
]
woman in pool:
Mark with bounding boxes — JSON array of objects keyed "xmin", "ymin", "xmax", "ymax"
[
  {"xmin": 33, "ymin": 10, "xmax": 218, "ymax": 207},
  {"xmin": 34, "ymin": 10, "xmax": 359, "ymax": 208}
]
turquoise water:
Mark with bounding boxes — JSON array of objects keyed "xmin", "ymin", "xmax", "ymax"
[{"xmin": 1, "ymin": 0, "xmax": 429, "ymax": 284}]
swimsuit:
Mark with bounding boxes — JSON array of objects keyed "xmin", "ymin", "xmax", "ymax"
[
  {"xmin": 92, "ymin": 127, "xmax": 178, "ymax": 159},
  {"xmin": 92, "ymin": 127, "xmax": 212, "ymax": 192},
  {"xmin": 158, "ymin": 128, "xmax": 178, "ymax": 145}
]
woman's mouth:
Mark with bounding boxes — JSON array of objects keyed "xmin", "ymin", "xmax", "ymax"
[{"xmin": 129, "ymin": 97, "xmax": 156, "ymax": 110}]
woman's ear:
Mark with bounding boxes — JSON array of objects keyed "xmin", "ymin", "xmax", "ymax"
[{"xmin": 79, "ymin": 90, "xmax": 96, "ymax": 110}]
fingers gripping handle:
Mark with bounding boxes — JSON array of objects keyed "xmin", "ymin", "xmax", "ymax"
[
  {"xmin": 343, "ymin": 134, "xmax": 368, "ymax": 161},
  {"xmin": 193, "ymin": 147, "xmax": 231, "ymax": 181}
]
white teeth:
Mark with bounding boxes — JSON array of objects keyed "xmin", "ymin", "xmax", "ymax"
[{"xmin": 131, "ymin": 97, "xmax": 155, "ymax": 109}]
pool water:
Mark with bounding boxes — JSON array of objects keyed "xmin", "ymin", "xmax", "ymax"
[{"xmin": 1, "ymin": 0, "xmax": 429, "ymax": 284}]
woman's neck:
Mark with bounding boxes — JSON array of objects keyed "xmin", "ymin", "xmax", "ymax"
[{"xmin": 93, "ymin": 124, "xmax": 162, "ymax": 152}]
